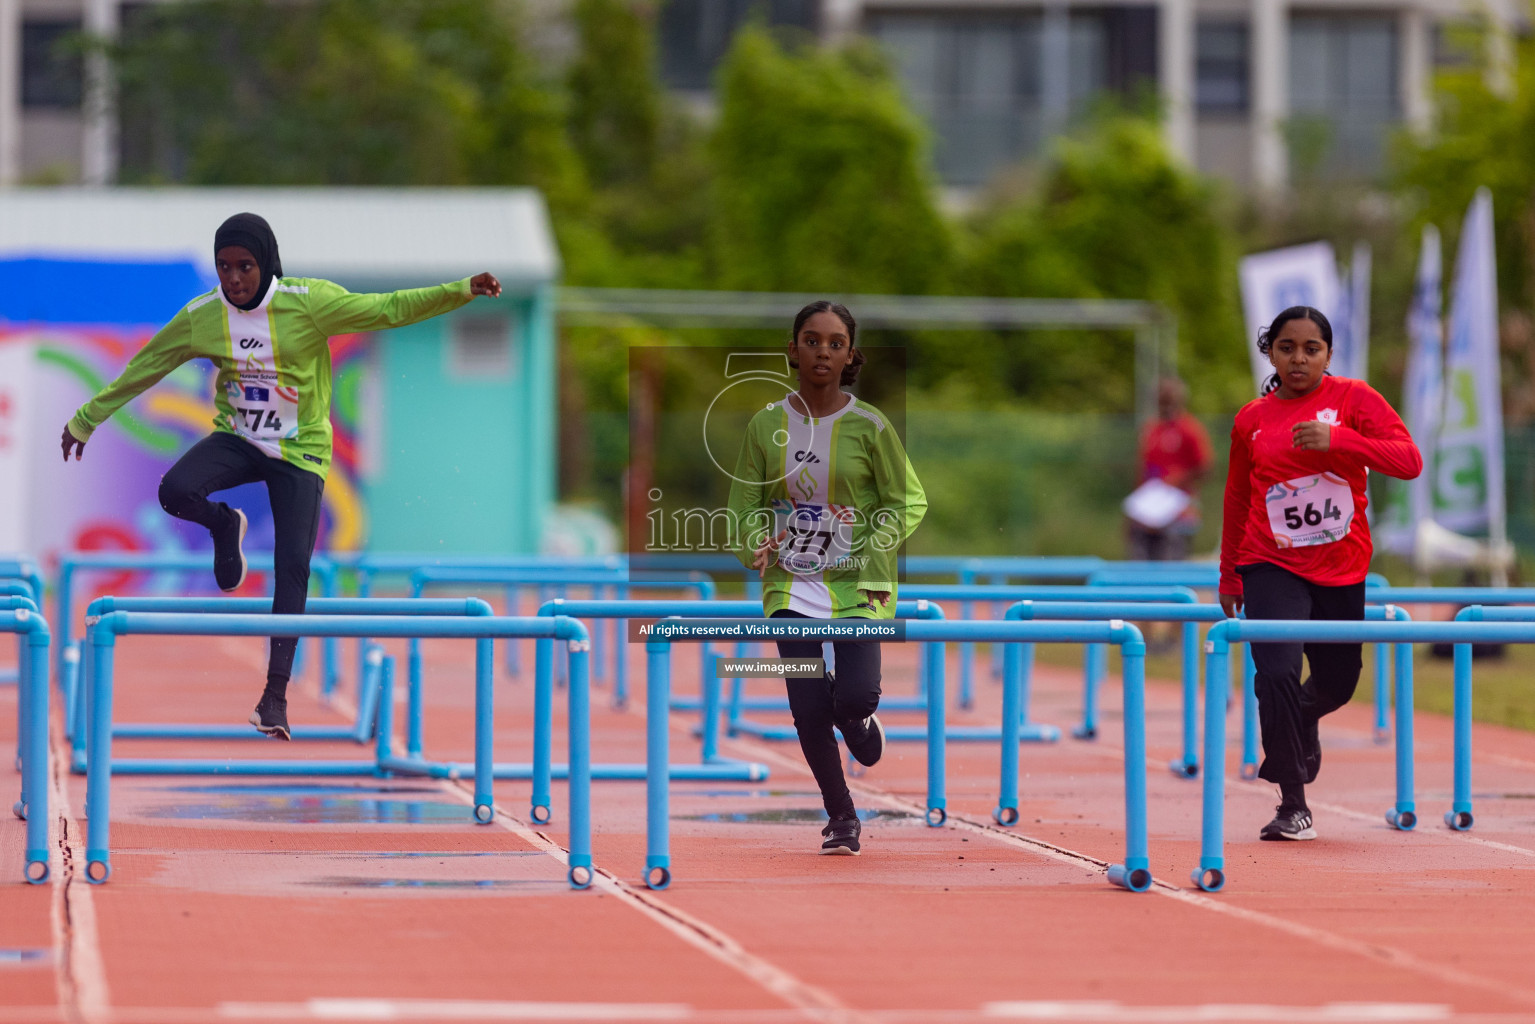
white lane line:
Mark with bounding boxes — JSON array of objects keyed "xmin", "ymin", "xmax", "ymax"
[
  {"xmin": 218, "ymin": 998, "xmax": 691, "ymax": 1020},
  {"xmin": 435, "ymin": 778, "xmax": 861, "ymax": 1024},
  {"xmin": 47, "ymin": 679, "xmax": 111, "ymax": 1024},
  {"xmin": 722, "ymin": 732, "xmax": 1535, "ymax": 1012},
  {"xmin": 205, "ymin": 650, "xmax": 855, "ymax": 1023},
  {"xmin": 1055, "ymin": 698, "xmax": 1535, "ymax": 862},
  {"xmin": 981, "ymin": 1002, "xmax": 1451, "ymax": 1021}
]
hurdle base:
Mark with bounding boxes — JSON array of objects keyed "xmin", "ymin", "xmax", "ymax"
[
  {"xmin": 80, "ymin": 758, "xmax": 381, "ymax": 776},
  {"xmin": 883, "ymin": 723, "xmax": 1063, "ymax": 743},
  {"xmin": 379, "ymin": 756, "xmax": 770, "ymax": 782},
  {"xmin": 113, "ymin": 723, "xmax": 368, "ymax": 743}
]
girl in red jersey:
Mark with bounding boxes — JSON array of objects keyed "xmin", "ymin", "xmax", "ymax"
[{"xmin": 1219, "ymin": 306, "xmax": 1422, "ymax": 840}]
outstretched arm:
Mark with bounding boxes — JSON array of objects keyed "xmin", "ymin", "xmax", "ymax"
[
  {"xmin": 306, "ymin": 275, "xmax": 496, "ymax": 336},
  {"xmin": 60, "ymin": 310, "xmax": 194, "ymax": 461}
]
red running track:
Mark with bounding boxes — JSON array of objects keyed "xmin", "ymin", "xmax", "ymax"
[{"xmin": 3, "ymin": 615, "xmax": 1535, "ymax": 1023}]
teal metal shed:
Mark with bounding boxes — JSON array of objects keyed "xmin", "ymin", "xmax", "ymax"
[{"xmin": 0, "ymin": 186, "xmax": 560, "ymax": 554}]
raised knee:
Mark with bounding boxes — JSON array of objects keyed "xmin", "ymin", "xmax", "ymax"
[{"xmin": 157, "ymin": 474, "xmax": 189, "ymax": 514}]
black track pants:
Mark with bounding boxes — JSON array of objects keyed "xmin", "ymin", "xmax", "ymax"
[
  {"xmin": 158, "ymin": 432, "xmax": 325, "ymax": 683},
  {"xmin": 1238, "ymin": 562, "xmax": 1365, "ymax": 786},
  {"xmin": 771, "ymin": 609, "xmax": 883, "ymax": 821}
]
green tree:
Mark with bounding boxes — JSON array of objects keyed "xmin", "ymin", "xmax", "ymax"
[
  {"xmin": 961, "ymin": 115, "xmax": 1249, "ymax": 413},
  {"xmin": 1395, "ymin": 12, "xmax": 1535, "ymax": 319},
  {"xmin": 566, "ymin": 0, "xmax": 659, "ymax": 189},
  {"xmin": 707, "ymin": 27, "xmax": 952, "ymax": 295},
  {"xmin": 111, "ymin": 0, "xmax": 584, "ymax": 205}
]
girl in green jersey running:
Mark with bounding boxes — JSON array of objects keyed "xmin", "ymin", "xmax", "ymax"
[
  {"xmin": 59, "ymin": 212, "xmax": 502, "ymax": 740},
  {"xmin": 728, "ymin": 301, "xmax": 927, "ymax": 855}
]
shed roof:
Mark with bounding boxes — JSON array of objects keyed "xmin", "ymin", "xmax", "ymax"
[{"xmin": 0, "ymin": 187, "xmax": 559, "ymax": 290}]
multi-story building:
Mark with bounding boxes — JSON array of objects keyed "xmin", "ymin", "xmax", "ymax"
[{"xmin": 0, "ymin": 0, "xmax": 1523, "ymax": 192}]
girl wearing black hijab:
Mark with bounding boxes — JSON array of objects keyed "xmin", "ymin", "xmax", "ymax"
[{"xmin": 61, "ymin": 212, "xmax": 502, "ymax": 739}]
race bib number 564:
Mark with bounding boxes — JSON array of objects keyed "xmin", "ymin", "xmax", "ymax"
[{"xmin": 1265, "ymin": 473, "xmax": 1354, "ymax": 548}]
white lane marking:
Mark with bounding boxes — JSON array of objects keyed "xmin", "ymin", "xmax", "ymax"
[
  {"xmin": 47, "ymin": 677, "xmax": 112, "ymax": 1022},
  {"xmin": 722, "ymin": 732, "xmax": 1535, "ymax": 1011},
  {"xmin": 981, "ymin": 1002, "xmax": 1451, "ymax": 1021},
  {"xmin": 435, "ymin": 778, "xmax": 860, "ymax": 1024},
  {"xmin": 218, "ymin": 999, "xmax": 691, "ymax": 1020}
]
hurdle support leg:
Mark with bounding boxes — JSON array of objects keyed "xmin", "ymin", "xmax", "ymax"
[
  {"xmin": 84, "ymin": 634, "xmax": 115, "ymax": 884},
  {"xmin": 1193, "ymin": 637, "xmax": 1230, "ymax": 892},
  {"xmin": 1169, "ymin": 620, "xmax": 1200, "ymax": 778},
  {"xmin": 1239, "ymin": 647, "xmax": 1258, "ymax": 780},
  {"xmin": 565, "ymin": 633, "xmax": 593, "ymax": 890},
  {"xmin": 1448, "ymin": 642, "xmax": 1474, "ymax": 830},
  {"xmin": 995, "ymin": 639, "xmax": 1022, "ymax": 826},
  {"xmin": 406, "ymin": 640, "xmax": 424, "ymax": 758},
  {"xmin": 646, "ymin": 640, "xmax": 672, "ymax": 889},
  {"xmin": 1373, "ymin": 641, "xmax": 1391, "ymax": 743},
  {"xmin": 472, "ymin": 637, "xmax": 495, "ymax": 826},
  {"xmin": 926, "ymin": 640, "xmax": 947, "ymax": 826},
  {"xmin": 1073, "ymin": 643, "xmax": 1105, "ymax": 740},
  {"xmin": 531, "ymin": 637, "xmax": 554, "ymax": 823},
  {"xmin": 1107, "ymin": 629, "xmax": 1152, "ymax": 892},
  {"xmin": 1385, "ymin": 634, "xmax": 1417, "ymax": 830},
  {"xmin": 23, "ymin": 624, "xmax": 49, "ymax": 883}
]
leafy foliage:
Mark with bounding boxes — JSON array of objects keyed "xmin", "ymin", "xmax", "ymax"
[
  {"xmin": 707, "ymin": 27, "xmax": 952, "ymax": 295},
  {"xmin": 113, "ymin": 0, "xmax": 585, "ymax": 203},
  {"xmin": 959, "ymin": 115, "xmax": 1249, "ymax": 413},
  {"xmin": 1395, "ymin": 14, "xmax": 1535, "ymax": 315}
]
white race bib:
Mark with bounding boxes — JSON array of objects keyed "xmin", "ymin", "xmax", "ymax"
[
  {"xmin": 772, "ymin": 500, "xmax": 856, "ymax": 575},
  {"xmin": 1265, "ymin": 473, "xmax": 1354, "ymax": 548},
  {"xmin": 226, "ymin": 373, "xmax": 300, "ymax": 441}
]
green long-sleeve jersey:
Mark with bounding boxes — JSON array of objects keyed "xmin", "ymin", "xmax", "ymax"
[
  {"xmin": 727, "ymin": 392, "xmax": 926, "ymax": 619},
  {"xmin": 67, "ymin": 276, "xmax": 473, "ymax": 479}
]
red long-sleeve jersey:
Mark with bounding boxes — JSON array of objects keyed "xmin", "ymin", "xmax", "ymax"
[{"xmin": 1220, "ymin": 376, "xmax": 1422, "ymax": 596}]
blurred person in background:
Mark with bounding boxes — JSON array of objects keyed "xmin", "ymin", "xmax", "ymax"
[{"xmin": 1125, "ymin": 377, "xmax": 1214, "ymax": 561}]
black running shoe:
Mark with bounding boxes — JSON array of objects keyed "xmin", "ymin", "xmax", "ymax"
[
  {"xmin": 249, "ymin": 692, "xmax": 291, "ymax": 741},
  {"xmin": 1259, "ymin": 805, "xmax": 1316, "ymax": 841},
  {"xmin": 820, "ymin": 817, "xmax": 861, "ymax": 855},
  {"xmin": 845, "ymin": 712, "xmax": 886, "ymax": 768},
  {"xmin": 212, "ymin": 506, "xmax": 248, "ymax": 593}
]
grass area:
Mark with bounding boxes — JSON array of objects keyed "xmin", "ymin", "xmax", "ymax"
[{"xmin": 1026, "ymin": 636, "xmax": 1535, "ymax": 732}]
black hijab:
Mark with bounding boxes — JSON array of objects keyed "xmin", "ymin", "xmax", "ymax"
[{"xmin": 214, "ymin": 213, "xmax": 283, "ymax": 310}]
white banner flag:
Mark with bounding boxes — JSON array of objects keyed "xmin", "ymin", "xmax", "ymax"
[
  {"xmin": 1239, "ymin": 241, "xmax": 1342, "ymax": 394},
  {"xmin": 1436, "ymin": 189, "xmax": 1504, "ymax": 544},
  {"xmin": 1338, "ymin": 242, "xmax": 1375, "ymax": 382},
  {"xmin": 0, "ymin": 339, "xmax": 36, "ymax": 553},
  {"xmin": 1380, "ymin": 225, "xmax": 1444, "ymax": 554}
]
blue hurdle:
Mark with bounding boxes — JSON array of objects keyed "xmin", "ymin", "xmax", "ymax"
[
  {"xmin": 1366, "ymin": 588, "xmax": 1535, "ymax": 746},
  {"xmin": 903, "ymin": 584, "xmax": 1198, "ymax": 742},
  {"xmin": 409, "ymin": 565, "xmax": 716, "ymax": 705},
  {"xmin": 1, "ymin": 559, "xmax": 44, "ymax": 688},
  {"xmin": 3, "ymin": 594, "xmax": 42, "ymax": 807},
  {"xmin": 713, "ymin": 601, "xmax": 950, "ymax": 745},
  {"xmin": 1, "ymin": 602, "xmax": 50, "ymax": 884},
  {"xmin": 53, "ymin": 550, "xmax": 341, "ymax": 695},
  {"xmin": 1005, "ymin": 600, "xmax": 1225, "ymax": 786},
  {"xmin": 529, "ymin": 599, "xmax": 803, "ymax": 825},
  {"xmin": 81, "ymin": 611, "xmax": 594, "ymax": 887},
  {"xmin": 1447, "ymin": 604, "xmax": 1535, "ymax": 831},
  {"xmin": 1188, "ymin": 616, "xmax": 1525, "ymax": 892},
  {"xmin": 642, "ymin": 616, "xmax": 1154, "ymax": 892},
  {"xmin": 64, "ymin": 597, "xmax": 494, "ymax": 773},
  {"xmin": 2, "ymin": 586, "xmax": 40, "ymax": 766}
]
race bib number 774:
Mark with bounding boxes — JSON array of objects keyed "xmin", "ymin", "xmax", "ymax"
[{"xmin": 1265, "ymin": 473, "xmax": 1354, "ymax": 549}]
